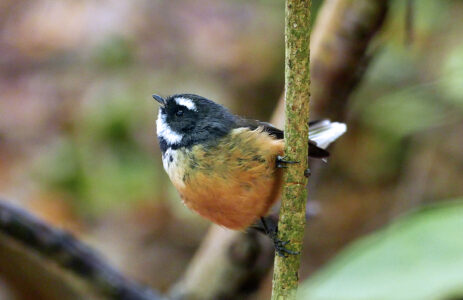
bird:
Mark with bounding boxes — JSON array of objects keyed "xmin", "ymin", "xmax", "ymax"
[{"xmin": 153, "ymin": 93, "xmax": 346, "ymax": 256}]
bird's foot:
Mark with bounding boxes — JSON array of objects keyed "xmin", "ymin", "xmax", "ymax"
[
  {"xmin": 260, "ymin": 217, "xmax": 300, "ymax": 257},
  {"xmin": 276, "ymin": 156, "xmax": 299, "ymax": 169},
  {"xmin": 272, "ymin": 235, "xmax": 300, "ymax": 257}
]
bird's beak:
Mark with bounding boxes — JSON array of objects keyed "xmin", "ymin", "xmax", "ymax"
[{"xmin": 152, "ymin": 94, "xmax": 166, "ymax": 107}]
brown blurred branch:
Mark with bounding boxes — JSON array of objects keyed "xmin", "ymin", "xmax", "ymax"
[
  {"xmin": 170, "ymin": 1, "xmax": 389, "ymax": 299},
  {"xmin": 169, "ymin": 227, "xmax": 273, "ymax": 300},
  {"xmin": 405, "ymin": 0, "xmax": 414, "ymax": 46},
  {"xmin": 310, "ymin": 0, "xmax": 388, "ymax": 121},
  {"xmin": 0, "ymin": 200, "xmax": 163, "ymax": 300}
]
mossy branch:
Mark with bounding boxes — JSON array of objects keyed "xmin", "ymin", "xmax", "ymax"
[{"xmin": 271, "ymin": 0, "xmax": 311, "ymax": 299}]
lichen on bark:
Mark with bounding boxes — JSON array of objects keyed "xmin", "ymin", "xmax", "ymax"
[{"xmin": 271, "ymin": 0, "xmax": 311, "ymax": 299}]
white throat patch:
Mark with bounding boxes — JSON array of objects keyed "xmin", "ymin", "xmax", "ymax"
[
  {"xmin": 175, "ymin": 97, "xmax": 197, "ymax": 111},
  {"xmin": 156, "ymin": 109, "xmax": 183, "ymax": 145}
]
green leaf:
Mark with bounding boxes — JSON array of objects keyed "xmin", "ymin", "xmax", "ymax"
[{"xmin": 299, "ymin": 200, "xmax": 463, "ymax": 300}]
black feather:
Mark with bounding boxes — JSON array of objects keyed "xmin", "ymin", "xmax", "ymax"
[
  {"xmin": 157, "ymin": 93, "xmax": 330, "ymax": 158},
  {"xmin": 235, "ymin": 118, "xmax": 330, "ymax": 158}
]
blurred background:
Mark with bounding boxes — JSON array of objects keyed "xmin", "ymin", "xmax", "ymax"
[{"xmin": 0, "ymin": 0, "xmax": 462, "ymax": 299}]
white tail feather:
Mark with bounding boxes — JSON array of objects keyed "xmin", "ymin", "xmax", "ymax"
[{"xmin": 309, "ymin": 121, "xmax": 347, "ymax": 149}]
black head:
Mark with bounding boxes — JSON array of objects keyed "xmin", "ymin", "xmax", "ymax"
[{"xmin": 154, "ymin": 94, "xmax": 237, "ymax": 152}]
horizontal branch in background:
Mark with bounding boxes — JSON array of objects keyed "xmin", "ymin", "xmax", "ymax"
[{"xmin": 0, "ymin": 200, "xmax": 163, "ymax": 300}]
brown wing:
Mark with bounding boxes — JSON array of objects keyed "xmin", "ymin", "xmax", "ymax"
[{"xmin": 235, "ymin": 118, "xmax": 330, "ymax": 158}]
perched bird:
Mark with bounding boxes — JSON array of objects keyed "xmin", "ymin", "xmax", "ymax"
[{"xmin": 153, "ymin": 93, "xmax": 346, "ymax": 255}]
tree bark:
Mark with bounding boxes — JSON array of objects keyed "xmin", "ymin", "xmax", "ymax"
[{"xmin": 271, "ymin": 0, "xmax": 311, "ymax": 299}]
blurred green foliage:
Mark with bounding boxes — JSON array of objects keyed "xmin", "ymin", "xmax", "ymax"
[
  {"xmin": 354, "ymin": 41, "xmax": 461, "ymax": 139},
  {"xmin": 440, "ymin": 44, "xmax": 463, "ymax": 110},
  {"xmin": 361, "ymin": 87, "xmax": 449, "ymax": 138},
  {"xmin": 299, "ymin": 200, "xmax": 463, "ymax": 300},
  {"xmin": 94, "ymin": 35, "xmax": 134, "ymax": 69},
  {"xmin": 34, "ymin": 91, "xmax": 162, "ymax": 215}
]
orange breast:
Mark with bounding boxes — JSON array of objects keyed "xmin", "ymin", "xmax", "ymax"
[{"xmin": 168, "ymin": 128, "xmax": 284, "ymax": 230}]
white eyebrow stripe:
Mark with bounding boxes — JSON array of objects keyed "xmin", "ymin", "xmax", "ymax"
[
  {"xmin": 175, "ymin": 97, "xmax": 197, "ymax": 111},
  {"xmin": 156, "ymin": 110, "xmax": 183, "ymax": 144}
]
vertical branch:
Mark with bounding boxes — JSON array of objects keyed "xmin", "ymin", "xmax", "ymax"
[{"xmin": 271, "ymin": 0, "xmax": 311, "ymax": 299}]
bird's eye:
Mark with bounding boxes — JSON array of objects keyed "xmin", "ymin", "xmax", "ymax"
[{"xmin": 176, "ymin": 109, "xmax": 184, "ymax": 117}]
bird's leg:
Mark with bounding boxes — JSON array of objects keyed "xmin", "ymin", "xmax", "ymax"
[
  {"xmin": 260, "ymin": 217, "xmax": 299, "ymax": 257},
  {"xmin": 276, "ymin": 155, "xmax": 299, "ymax": 169}
]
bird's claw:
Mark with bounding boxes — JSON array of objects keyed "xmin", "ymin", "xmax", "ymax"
[
  {"xmin": 276, "ymin": 156, "xmax": 299, "ymax": 169},
  {"xmin": 260, "ymin": 217, "xmax": 300, "ymax": 257},
  {"xmin": 273, "ymin": 236, "xmax": 300, "ymax": 257},
  {"xmin": 304, "ymin": 168, "xmax": 311, "ymax": 177}
]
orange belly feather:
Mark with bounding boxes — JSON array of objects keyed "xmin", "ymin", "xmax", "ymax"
[{"xmin": 164, "ymin": 127, "xmax": 284, "ymax": 230}]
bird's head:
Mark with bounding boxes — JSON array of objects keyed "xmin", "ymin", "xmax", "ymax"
[{"xmin": 153, "ymin": 93, "xmax": 236, "ymax": 151}]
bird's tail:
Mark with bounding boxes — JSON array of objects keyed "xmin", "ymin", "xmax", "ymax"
[{"xmin": 309, "ymin": 119, "xmax": 347, "ymax": 149}]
